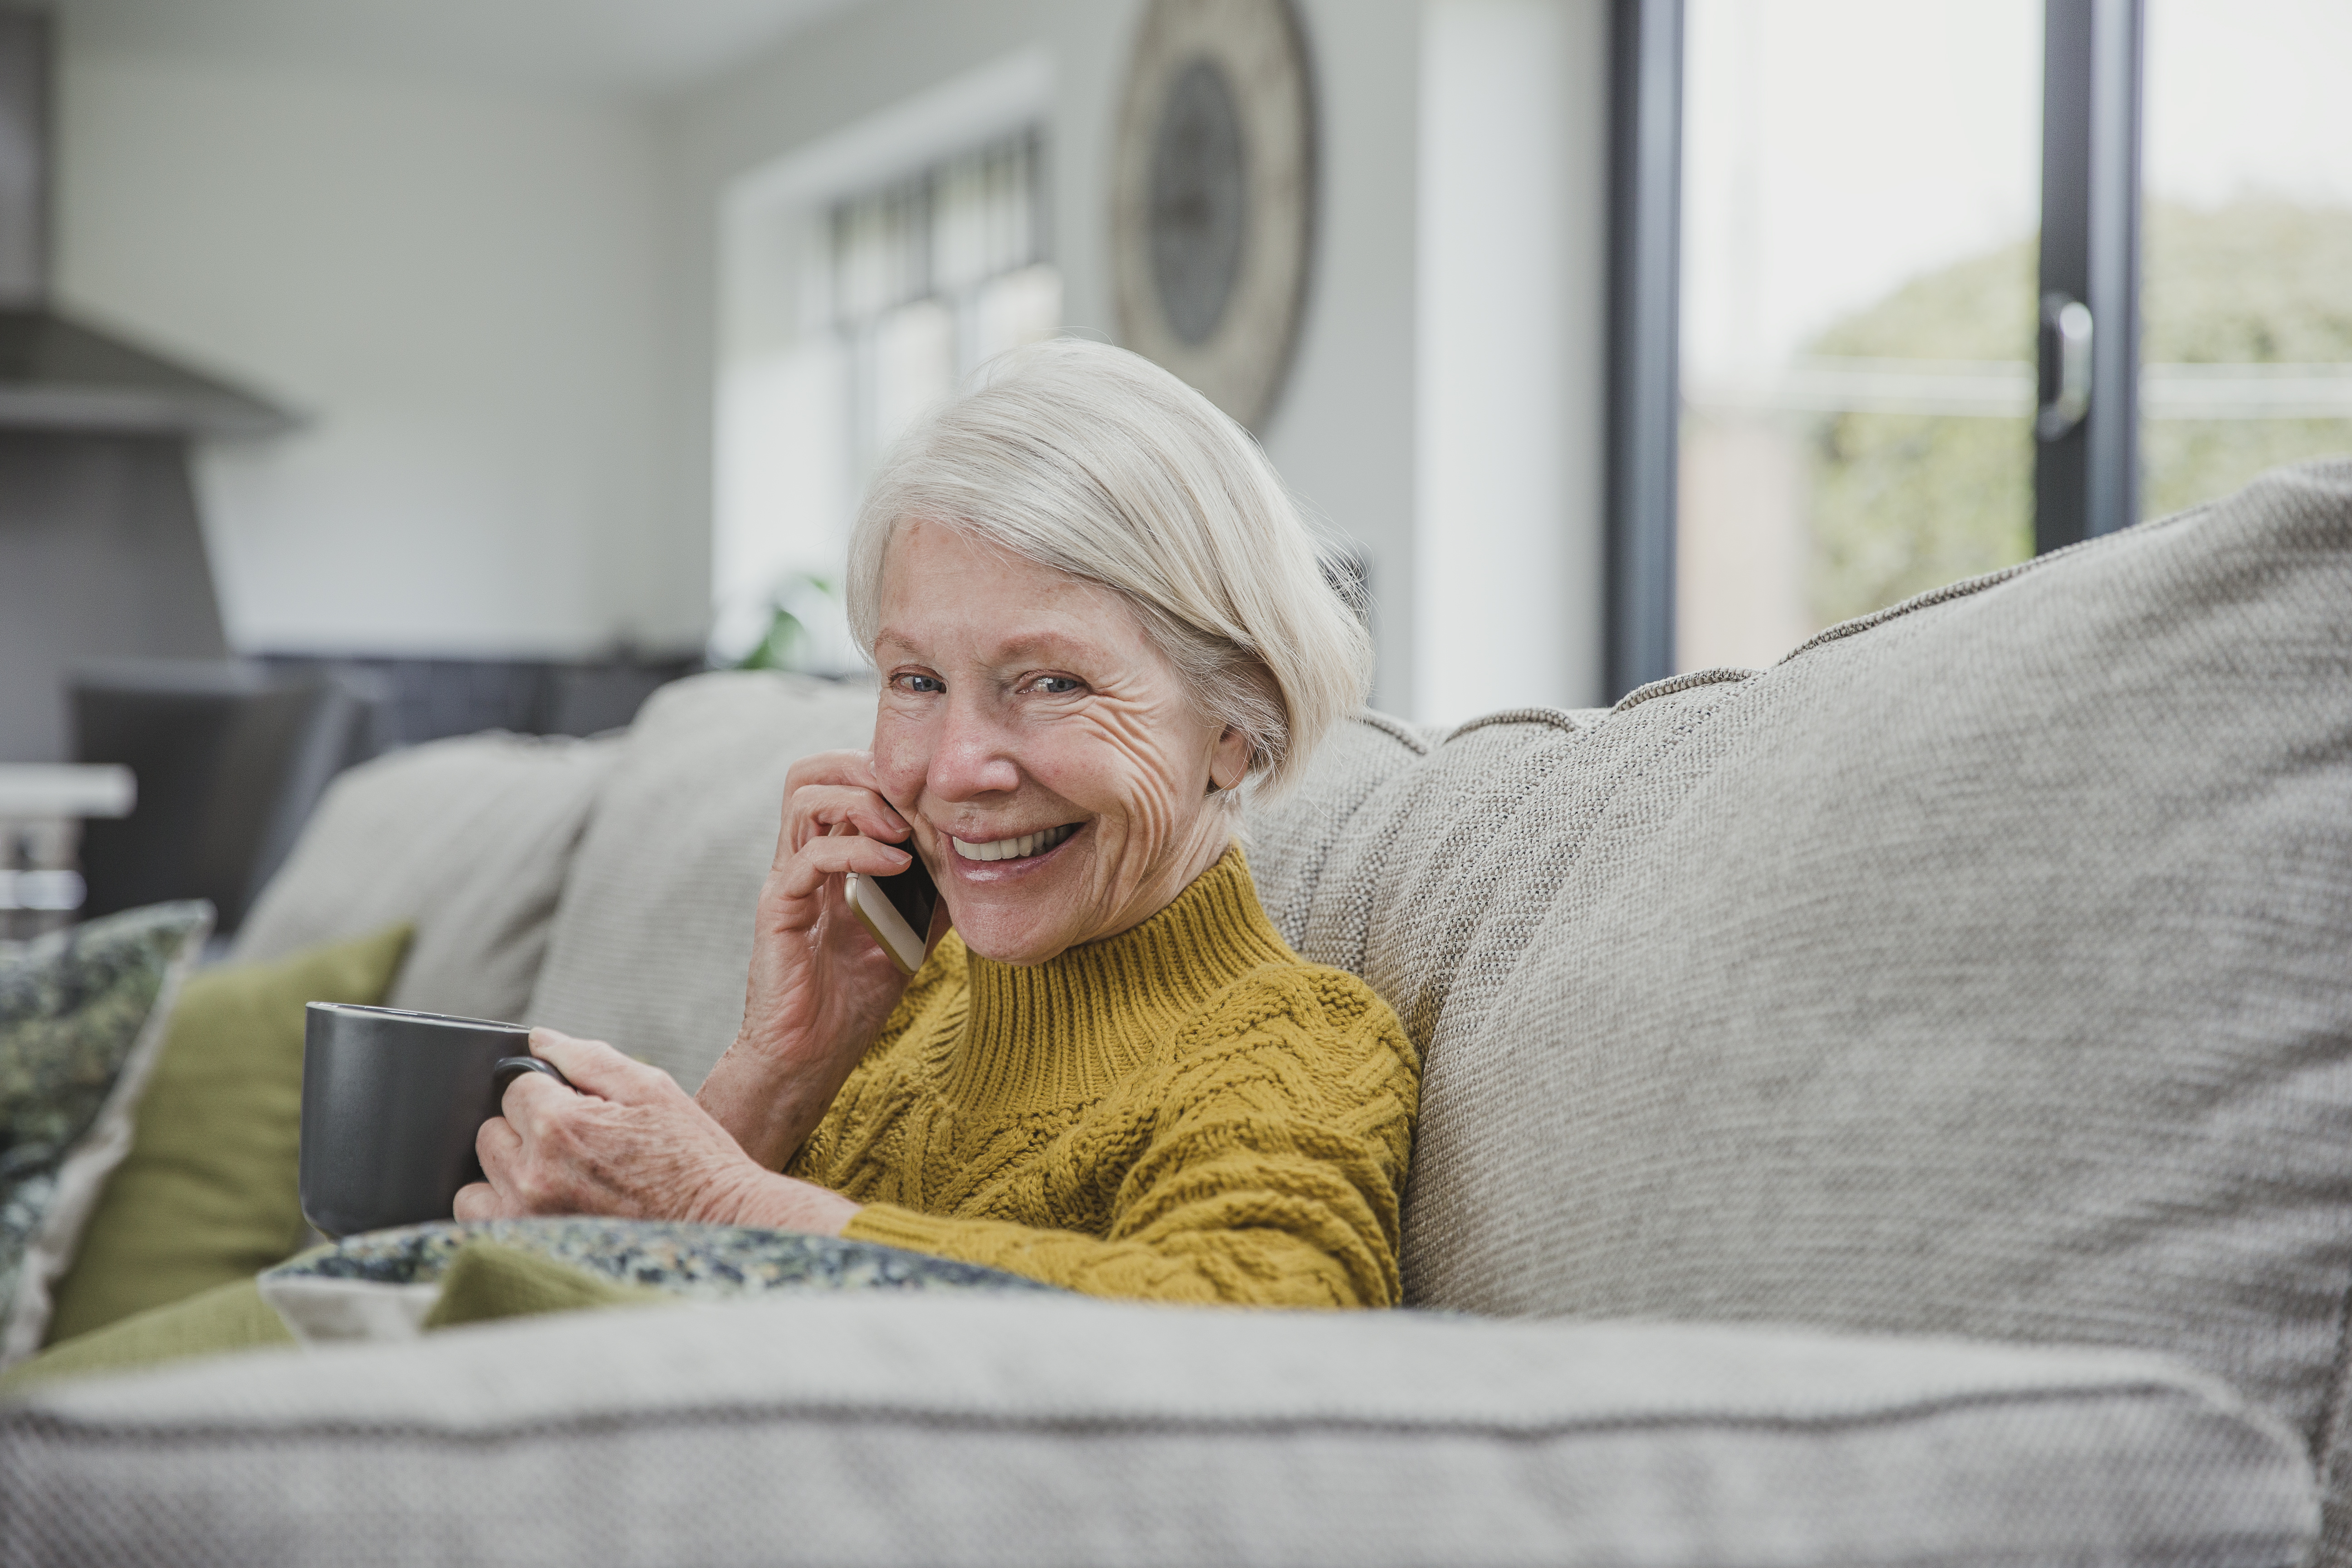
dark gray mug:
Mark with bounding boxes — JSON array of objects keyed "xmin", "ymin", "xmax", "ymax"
[{"xmin": 299, "ymin": 1002, "xmax": 574, "ymax": 1240}]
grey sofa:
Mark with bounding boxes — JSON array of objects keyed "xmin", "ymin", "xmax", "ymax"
[{"xmin": 4, "ymin": 461, "xmax": 2350, "ymax": 1567}]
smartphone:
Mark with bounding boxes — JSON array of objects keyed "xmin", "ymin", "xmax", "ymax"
[{"xmin": 845, "ymin": 838, "xmax": 939, "ymax": 976}]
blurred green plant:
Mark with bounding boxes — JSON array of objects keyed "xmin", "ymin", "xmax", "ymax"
[
  {"xmin": 1802, "ymin": 199, "xmax": 2352, "ymax": 627},
  {"xmin": 2139, "ymin": 198, "xmax": 2352, "ymax": 517},
  {"xmin": 735, "ymin": 573, "xmax": 837, "ymax": 672},
  {"xmin": 1805, "ymin": 239, "xmax": 2036, "ymax": 628}
]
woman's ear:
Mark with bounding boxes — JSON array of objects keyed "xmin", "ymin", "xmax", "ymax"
[{"xmin": 1207, "ymin": 725, "xmax": 1251, "ymax": 794}]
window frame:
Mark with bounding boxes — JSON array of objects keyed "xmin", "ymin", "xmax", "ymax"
[
  {"xmin": 1604, "ymin": 0, "xmax": 1685, "ymax": 701},
  {"xmin": 2035, "ymin": 0, "xmax": 2146, "ymax": 550}
]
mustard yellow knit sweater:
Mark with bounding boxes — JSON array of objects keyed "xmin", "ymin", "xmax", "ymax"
[{"xmin": 792, "ymin": 847, "xmax": 1419, "ymax": 1308}]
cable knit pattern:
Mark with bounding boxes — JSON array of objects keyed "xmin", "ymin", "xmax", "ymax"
[{"xmin": 794, "ymin": 848, "xmax": 1419, "ymax": 1308}]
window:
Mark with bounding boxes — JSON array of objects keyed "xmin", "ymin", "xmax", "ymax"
[
  {"xmin": 714, "ymin": 127, "xmax": 1060, "ymax": 669},
  {"xmin": 1675, "ymin": 0, "xmax": 2042, "ymax": 674},
  {"xmin": 1607, "ymin": 0, "xmax": 2352, "ymax": 696},
  {"xmin": 2140, "ymin": 0, "xmax": 2352, "ymax": 516},
  {"xmin": 832, "ymin": 132, "xmax": 1060, "ymax": 479}
]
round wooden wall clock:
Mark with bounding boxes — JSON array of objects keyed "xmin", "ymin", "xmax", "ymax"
[{"xmin": 1111, "ymin": 0, "xmax": 1316, "ymax": 433}]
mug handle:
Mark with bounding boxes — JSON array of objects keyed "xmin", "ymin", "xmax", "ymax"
[{"xmin": 492, "ymin": 1055, "xmax": 576, "ymax": 1096}]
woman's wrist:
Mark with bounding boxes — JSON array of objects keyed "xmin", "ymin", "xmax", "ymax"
[
  {"xmin": 696, "ymin": 1042, "xmax": 844, "ymax": 1172},
  {"xmin": 686, "ymin": 1163, "xmax": 860, "ymax": 1238}
]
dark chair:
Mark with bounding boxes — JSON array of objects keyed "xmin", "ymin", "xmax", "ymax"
[{"xmin": 71, "ymin": 660, "xmax": 383, "ymax": 934}]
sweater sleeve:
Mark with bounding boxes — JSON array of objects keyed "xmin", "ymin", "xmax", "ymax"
[{"xmin": 839, "ymin": 968, "xmax": 1420, "ymax": 1308}]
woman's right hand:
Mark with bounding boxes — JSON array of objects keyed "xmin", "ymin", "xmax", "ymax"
[{"xmin": 694, "ymin": 749, "xmax": 946, "ymax": 1171}]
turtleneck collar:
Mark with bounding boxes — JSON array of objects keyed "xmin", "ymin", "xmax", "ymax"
[{"xmin": 941, "ymin": 844, "xmax": 1294, "ymax": 1110}]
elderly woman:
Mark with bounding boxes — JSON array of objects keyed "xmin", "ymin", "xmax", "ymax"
[{"xmin": 456, "ymin": 340, "xmax": 1420, "ymax": 1308}]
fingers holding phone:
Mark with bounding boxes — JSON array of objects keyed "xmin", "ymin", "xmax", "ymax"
[
  {"xmin": 845, "ymin": 851, "xmax": 941, "ymax": 975},
  {"xmin": 710, "ymin": 759, "xmax": 945, "ymax": 1166},
  {"xmin": 778, "ymin": 751, "xmax": 908, "ymax": 861},
  {"xmin": 778, "ymin": 751, "xmax": 946, "ymax": 975}
]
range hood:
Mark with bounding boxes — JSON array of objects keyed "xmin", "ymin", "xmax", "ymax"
[{"xmin": 0, "ymin": 10, "xmax": 293, "ymax": 436}]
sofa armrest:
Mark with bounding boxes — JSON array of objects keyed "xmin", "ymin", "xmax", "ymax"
[{"xmin": 0, "ymin": 1295, "xmax": 2316, "ymax": 1567}]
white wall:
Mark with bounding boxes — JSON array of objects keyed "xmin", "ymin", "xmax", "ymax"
[
  {"xmin": 1416, "ymin": 0, "xmax": 1609, "ymax": 721},
  {"xmin": 51, "ymin": 0, "xmax": 1613, "ymax": 712},
  {"xmin": 661, "ymin": 0, "xmax": 1428, "ymax": 710},
  {"xmin": 1260, "ymin": 0, "xmax": 1423, "ymax": 714},
  {"xmin": 54, "ymin": 48, "xmax": 691, "ymax": 656}
]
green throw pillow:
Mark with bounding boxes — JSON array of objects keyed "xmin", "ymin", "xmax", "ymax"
[
  {"xmin": 0, "ymin": 1278, "xmax": 296, "ymax": 1394},
  {"xmin": 421, "ymin": 1241, "xmax": 665, "ymax": 1329},
  {"xmin": 41, "ymin": 923, "xmax": 413, "ymax": 1345},
  {"xmin": 0, "ymin": 1242, "xmax": 651, "ymax": 1396},
  {"xmin": 0, "ymin": 902, "xmax": 213, "ymax": 1363}
]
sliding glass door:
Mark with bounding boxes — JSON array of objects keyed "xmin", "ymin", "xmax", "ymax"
[
  {"xmin": 2140, "ymin": 0, "xmax": 2352, "ymax": 516},
  {"xmin": 1675, "ymin": 0, "xmax": 2043, "ymax": 673},
  {"xmin": 1606, "ymin": 0, "xmax": 2352, "ymax": 696}
]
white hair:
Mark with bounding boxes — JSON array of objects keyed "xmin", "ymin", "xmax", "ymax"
[{"xmin": 847, "ymin": 338, "xmax": 1372, "ymax": 802}]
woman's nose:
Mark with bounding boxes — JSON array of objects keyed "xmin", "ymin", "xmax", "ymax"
[{"xmin": 925, "ymin": 698, "xmax": 1022, "ymax": 800}]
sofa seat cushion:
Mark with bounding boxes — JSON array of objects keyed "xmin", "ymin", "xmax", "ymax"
[
  {"xmin": 523, "ymin": 672, "xmax": 881, "ymax": 1087},
  {"xmin": 1250, "ymin": 464, "xmax": 2352, "ymax": 1554},
  {"xmin": 232, "ymin": 733, "xmax": 621, "ymax": 1024},
  {"xmin": 0, "ymin": 1295, "xmax": 2315, "ymax": 1568}
]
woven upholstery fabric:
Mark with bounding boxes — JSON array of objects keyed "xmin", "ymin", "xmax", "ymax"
[
  {"xmin": 231, "ymin": 733, "xmax": 620, "ymax": 1024},
  {"xmin": 0, "ymin": 1293, "xmax": 2315, "ymax": 1568},
  {"xmin": 1250, "ymin": 702, "xmax": 1646, "ymax": 1060},
  {"xmin": 1275, "ymin": 466, "xmax": 2352, "ymax": 1549},
  {"xmin": 1241, "ymin": 710, "xmax": 1435, "ymax": 948},
  {"xmin": 523, "ymin": 672, "xmax": 879, "ymax": 1087}
]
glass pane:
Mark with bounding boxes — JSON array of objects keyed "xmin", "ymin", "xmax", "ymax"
[
  {"xmin": 1678, "ymin": 0, "xmax": 2043, "ymax": 672},
  {"xmin": 2141, "ymin": 0, "xmax": 2352, "ymax": 518},
  {"xmin": 973, "ymin": 263, "xmax": 1063, "ymax": 364},
  {"xmin": 716, "ymin": 127, "xmax": 1058, "ymax": 672},
  {"xmin": 870, "ymin": 297, "xmax": 956, "ymax": 452}
]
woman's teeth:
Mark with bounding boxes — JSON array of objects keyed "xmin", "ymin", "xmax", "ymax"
[{"xmin": 953, "ymin": 823, "xmax": 1077, "ymax": 862}]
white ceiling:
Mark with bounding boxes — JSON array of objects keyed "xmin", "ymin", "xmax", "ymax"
[{"xmin": 51, "ymin": 0, "xmax": 871, "ymax": 97}]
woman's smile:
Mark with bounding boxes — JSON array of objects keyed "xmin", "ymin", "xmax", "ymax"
[{"xmin": 944, "ymin": 819, "xmax": 1084, "ymax": 877}]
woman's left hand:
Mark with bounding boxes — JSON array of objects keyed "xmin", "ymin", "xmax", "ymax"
[{"xmin": 453, "ymin": 1028, "xmax": 861, "ymax": 1235}]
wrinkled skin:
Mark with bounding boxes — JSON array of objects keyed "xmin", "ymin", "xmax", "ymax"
[
  {"xmin": 456, "ymin": 1027, "xmax": 853, "ymax": 1233},
  {"xmin": 868, "ymin": 520, "xmax": 1249, "ymax": 965},
  {"xmin": 456, "ymin": 521, "xmax": 1250, "ymax": 1231}
]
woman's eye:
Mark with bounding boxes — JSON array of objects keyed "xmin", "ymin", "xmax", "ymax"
[
  {"xmin": 1031, "ymin": 676, "xmax": 1084, "ymax": 695},
  {"xmin": 894, "ymin": 673, "xmax": 945, "ymax": 694}
]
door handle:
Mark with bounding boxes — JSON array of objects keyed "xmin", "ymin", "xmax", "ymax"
[{"xmin": 2036, "ymin": 292, "xmax": 2094, "ymax": 441}]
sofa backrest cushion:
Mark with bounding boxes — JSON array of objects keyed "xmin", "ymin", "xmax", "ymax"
[
  {"xmin": 233, "ymin": 733, "xmax": 620, "ymax": 1024},
  {"xmin": 1254, "ymin": 462, "xmax": 2352, "ymax": 1554},
  {"xmin": 523, "ymin": 672, "xmax": 880, "ymax": 1086}
]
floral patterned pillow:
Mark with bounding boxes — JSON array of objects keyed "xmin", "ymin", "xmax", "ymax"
[
  {"xmin": 0, "ymin": 902, "xmax": 213, "ymax": 1362},
  {"xmin": 265, "ymin": 1217, "xmax": 1058, "ymax": 1300}
]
